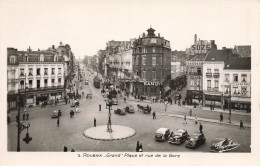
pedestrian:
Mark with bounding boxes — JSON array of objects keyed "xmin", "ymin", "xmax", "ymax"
[
  {"xmin": 152, "ymin": 111, "xmax": 156, "ymax": 119},
  {"xmin": 63, "ymin": 146, "xmax": 67, "ymax": 152},
  {"xmin": 139, "ymin": 143, "xmax": 143, "ymax": 152},
  {"xmin": 99, "ymin": 103, "xmax": 101, "ymax": 111},
  {"xmin": 210, "ymin": 103, "xmax": 212, "ymax": 110},
  {"xmin": 16, "ymin": 115, "xmax": 19, "ymax": 123},
  {"xmin": 194, "ymin": 115, "xmax": 198, "ymax": 124},
  {"xmin": 124, "ymin": 97, "xmax": 126, "ymax": 103},
  {"xmin": 94, "ymin": 118, "xmax": 96, "ymax": 127},
  {"xmin": 183, "ymin": 115, "xmax": 187, "ymax": 124},
  {"xmin": 71, "ymin": 149, "xmax": 75, "ymax": 152},
  {"xmin": 26, "ymin": 113, "xmax": 29, "ymax": 120},
  {"xmin": 178, "ymin": 100, "xmax": 181, "ymax": 106},
  {"xmin": 22, "ymin": 113, "xmax": 25, "ymax": 121},
  {"xmin": 220, "ymin": 113, "xmax": 223, "ymax": 122},
  {"xmin": 213, "ymin": 104, "xmax": 215, "ymax": 110},
  {"xmin": 153, "ymin": 98, "xmax": 155, "ymax": 103},
  {"xmin": 58, "ymin": 109, "xmax": 61, "ymax": 117},
  {"xmin": 136, "ymin": 141, "xmax": 140, "ymax": 152},
  {"xmin": 199, "ymin": 122, "xmax": 203, "ymax": 133},
  {"xmin": 240, "ymin": 120, "xmax": 244, "ymax": 129},
  {"xmin": 189, "ymin": 109, "xmax": 192, "ymax": 116},
  {"xmin": 57, "ymin": 117, "xmax": 60, "ymax": 127}
]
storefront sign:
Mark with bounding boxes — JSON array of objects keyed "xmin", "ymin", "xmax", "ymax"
[
  {"xmin": 232, "ymin": 82, "xmax": 250, "ymax": 86},
  {"xmin": 191, "ymin": 44, "xmax": 210, "ymax": 51},
  {"xmin": 144, "ymin": 81, "xmax": 162, "ymax": 86}
]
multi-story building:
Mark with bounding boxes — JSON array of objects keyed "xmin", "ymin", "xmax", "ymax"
[
  {"xmin": 223, "ymin": 57, "xmax": 251, "ymax": 111},
  {"xmin": 132, "ymin": 27, "xmax": 171, "ymax": 98},
  {"xmin": 171, "ymin": 50, "xmax": 188, "ymax": 79},
  {"xmin": 7, "ymin": 48, "xmax": 20, "ymax": 110},
  {"xmin": 202, "ymin": 48, "xmax": 233, "ymax": 107},
  {"xmin": 13, "ymin": 47, "xmax": 64, "ymax": 107},
  {"xmin": 97, "ymin": 50, "xmax": 106, "ymax": 76}
]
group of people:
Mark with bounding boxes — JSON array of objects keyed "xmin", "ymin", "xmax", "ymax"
[{"xmin": 63, "ymin": 145, "xmax": 75, "ymax": 152}]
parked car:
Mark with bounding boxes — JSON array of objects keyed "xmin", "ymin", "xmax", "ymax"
[
  {"xmin": 210, "ymin": 138, "xmax": 239, "ymax": 152},
  {"xmin": 155, "ymin": 128, "xmax": 172, "ymax": 142},
  {"xmin": 114, "ymin": 108, "xmax": 126, "ymax": 115},
  {"xmin": 185, "ymin": 132, "xmax": 206, "ymax": 149},
  {"xmin": 168, "ymin": 129, "xmax": 189, "ymax": 145},
  {"xmin": 125, "ymin": 105, "xmax": 134, "ymax": 113}
]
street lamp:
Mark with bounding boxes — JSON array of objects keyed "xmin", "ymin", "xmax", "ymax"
[
  {"xmin": 107, "ymin": 100, "xmax": 113, "ymax": 132},
  {"xmin": 17, "ymin": 89, "xmax": 32, "ymax": 152}
]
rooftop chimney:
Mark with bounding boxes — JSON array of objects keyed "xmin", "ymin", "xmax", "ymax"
[{"xmin": 194, "ymin": 34, "xmax": 197, "ymax": 44}]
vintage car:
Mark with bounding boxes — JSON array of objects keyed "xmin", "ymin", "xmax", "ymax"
[
  {"xmin": 114, "ymin": 108, "xmax": 126, "ymax": 115},
  {"xmin": 185, "ymin": 132, "xmax": 206, "ymax": 149},
  {"xmin": 125, "ymin": 105, "xmax": 134, "ymax": 113},
  {"xmin": 210, "ymin": 138, "xmax": 240, "ymax": 152},
  {"xmin": 155, "ymin": 128, "xmax": 172, "ymax": 142},
  {"xmin": 168, "ymin": 129, "xmax": 189, "ymax": 145}
]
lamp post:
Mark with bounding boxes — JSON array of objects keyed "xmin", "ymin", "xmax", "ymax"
[{"xmin": 107, "ymin": 100, "xmax": 113, "ymax": 132}]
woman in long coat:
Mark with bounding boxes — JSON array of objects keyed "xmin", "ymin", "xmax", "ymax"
[{"xmin": 136, "ymin": 141, "xmax": 139, "ymax": 152}]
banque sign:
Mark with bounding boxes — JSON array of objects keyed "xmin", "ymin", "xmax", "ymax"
[{"xmin": 144, "ymin": 81, "xmax": 162, "ymax": 86}]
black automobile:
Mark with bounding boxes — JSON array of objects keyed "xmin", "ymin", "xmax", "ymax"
[
  {"xmin": 168, "ymin": 129, "xmax": 189, "ymax": 145},
  {"xmin": 155, "ymin": 128, "xmax": 172, "ymax": 142},
  {"xmin": 114, "ymin": 108, "xmax": 126, "ymax": 115},
  {"xmin": 185, "ymin": 132, "xmax": 206, "ymax": 149}
]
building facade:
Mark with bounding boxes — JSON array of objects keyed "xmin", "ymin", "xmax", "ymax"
[{"xmin": 132, "ymin": 27, "xmax": 171, "ymax": 98}]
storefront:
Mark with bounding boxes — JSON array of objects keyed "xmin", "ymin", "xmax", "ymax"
[
  {"xmin": 7, "ymin": 94, "xmax": 18, "ymax": 111},
  {"xmin": 203, "ymin": 92, "xmax": 223, "ymax": 107},
  {"xmin": 230, "ymin": 96, "xmax": 251, "ymax": 112},
  {"xmin": 186, "ymin": 90, "xmax": 203, "ymax": 105},
  {"xmin": 134, "ymin": 81, "xmax": 163, "ymax": 98}
]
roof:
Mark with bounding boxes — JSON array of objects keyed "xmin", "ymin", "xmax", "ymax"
[
  {"xmin": 156, "ymin": 128, "xmax": 169, "ymax": 134},
  {"xmin": 235, "ymin": 45, "xmax": 251, "ymax": 57},
  {"xmin": 205, "ymin": 49, "xmax": 228, "ymax": 61},
  {"xmin": 189, "ymin": 54, "xmax": 207, "ymax": 61},
  {"xmin": 224, "ymin": 57, "xmax": 251, "ymax": 70}
]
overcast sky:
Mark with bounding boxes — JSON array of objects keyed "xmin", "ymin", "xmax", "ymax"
[{"xmin": 1, "ymin": 0, "xmax": 259, "ymax": 59}]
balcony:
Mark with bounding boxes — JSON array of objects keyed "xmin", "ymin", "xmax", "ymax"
[
  {"xmin": 213, "ymin": 87, "xmax": 219, "ymax": 91},
  {"xmin": 18, "ymin": 85, "xmax": 64, "ymax": 93},
  {"xmin": 206, "ymin": 73, "xmax": 212, "ymax": 78},
  {"xmin": 213, "ymin": 73, "xmax": 220, "ymax": 78},
  {"xmin": 207, "ymin": 87, "xmax": 212, "ymax": 91},
  {"xmin": 20, "ymin": 74, "xmax": 25, "ymax": 77}
]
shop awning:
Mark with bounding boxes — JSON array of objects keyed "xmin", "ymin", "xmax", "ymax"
[{"xmin": 231, "ymin": 96, "xmax": 251, "ymax": 103}]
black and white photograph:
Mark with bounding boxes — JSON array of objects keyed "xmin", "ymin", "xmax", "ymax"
[{"xmin": 1, "ymin": 0, "xmax": 260, "ymax": 165}]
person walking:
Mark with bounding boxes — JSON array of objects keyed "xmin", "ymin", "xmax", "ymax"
[
  {"xmin": 58, "ymin": 109, "xmax": 61, "ymax": 117},
  {"xmin": 136, "ymin": 141, "xmax": 140, "ymax": 152},
  {"xmin": 199, "ymin": 122, "xmax": 203, "ymax": 133},
  {"xmin": 99, "ymin": 103, "xmax": 101, "ymax": 111},
  {"xmin": 183, "ymin": 115, "xmax": 187, "ymax": 124},
  {"xmin": 152, "ymin": 111, "xmax": 156, "ymax": 119},
  {"xmin": 194, "ymin": 115, "xmax": 198, "ymax": 124},
  {"xmin": 220, "ymin": 113, "xmax": 223, "ymax": 122},
  {"xmin": 124, "ymin": 97, "xmax": 126, "ymax": 103},
  {"xmin": 189, "ymin": 109, "xmax": 192, "ymax": 116},
  {"xmin": 22, "ymin": 113, "xmax": 26, "ymax": 121},
  {"xmin": 26, "ymin": 113, "xmax": 29, "ymax": 120},
  {"xmin": 57, "ymin": 117, "xmax": 60, "ymax": 127},
  {"xmin": 94, "ymin": 118, "xmax": 96, "ymax": 127},
  {"xmin": 139, "ymin": 143, "xmax": 143, "ymax": 152},
  {"xmin": 63, "ymin": 146, "xmax": 67, "ymax": 152},
  {"xmin": 240, "ymin": 120, "xmax": 244, "ymax": 129}
]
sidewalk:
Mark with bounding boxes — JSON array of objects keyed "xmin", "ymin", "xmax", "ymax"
[
  {"xmin": 159, "ymin": 112, "xmax": 251, "ymax": 128},
  {"xmin": 182, "ymin": 105, "xmax": 251, "ymax": 116}
]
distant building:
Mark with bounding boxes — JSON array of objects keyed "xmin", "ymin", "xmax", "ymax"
[
  {"xmin": 132, "ymin": 27, "xmax": 171, "ymax": 98},
  {"xmin": 171, "ymin": 50, "xmax": 188, "ymax": 79}
]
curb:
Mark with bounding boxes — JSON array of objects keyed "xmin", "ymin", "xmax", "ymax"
[{"xmin": 160, "ymin": 113, "xmax": 251, "ymax": 128}]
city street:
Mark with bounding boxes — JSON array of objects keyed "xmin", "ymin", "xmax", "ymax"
[{"xmin": 8, "ymin": 71, "xmax": 251, "ymax": 152}]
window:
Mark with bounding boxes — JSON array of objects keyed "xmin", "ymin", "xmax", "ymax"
[
  {"xmin": 37, "ymin": 68, "xmax": 40, "ymax": 75},
  {"xmin": 225, "ymin": 74, "xmax": 230, "ymax": 82},
  {"xmin": 51, "ymin": 68, "xmax": 55, "ymax": 75},
  {"xmin": 190, "ymin": 67, "xmax": 195, "ymax": 72},
  {"xmin": 40, "ymin": 55, "xmax": 44, "ymax": 62},
  {"xmin": 11, "ymin": 84, "xmax": 15, "ymax": 91},
  {"xmin": 44, "ymin": 79, "xmax": 48, "ymax": 87},
  {"xmin": 142, "ymin": 48, "xmax": 147, "ymax": 53},
  {"xmin": 58, "ymin": 78, "xmax": 61, "ymax": 84},
  {"xmin": 160, "ymin": 57, "xmax": 163, "ymax": 65},
  {"xmin": 20, "ymin": 69, "xmax": 24, "ymax": 76},
  {"xmin": 58, "ymin": 68, "xmax": 61, "ymax": 74},
  {"xmin": 241, "ymin": 74, "xmax": 247, "ymax": 82},
  {"xmin": 25, "ymin": 56, "xmax": 28, "ymax": 62},
  {"xmin": 207, "ymin": 68, "xmax": 211, "ymax": 73},
  {"xmin": 191, "ymin": 79, "xmax": 194, "ymax": 86},
  {"xmin": 29, "ymin": 68, "xmax": 33, "ymax": 76},
  {"xmin": 9, "ymin": 56, "xmax": 16, "ymax": 64},
  {"xmin": 51, "ymin": 79, "xmax": 55, "ymax": 86},
  {"xmin": 197, "ymin": 68, "xmax": 201, "ymax": 75},
  {"xmin": 207, "ymin": 80, "xmax": 211, "ymax": 88},
  {"xmin": 20, "ymin": 80, "xmax": 24, "ymax": 89},
  {"xmin": 241, "ymin": 86, "xmax": 247, "ymax": 95},
  {"xmin": 151, "ymin": 38, "xmax": 156, "ymax": 43},
  {"xmin": 29, "ymin": 80, "xmax": 33, "ymax": 88},
  {"xmin": 44, "ymin": 68, "xmax": 48, "ymax": 75},
  {"xmin": 214, "ymin": 80, "xmax": 219, "ymax": 91},
  {"xmin": 152, "ymin": 57, "xmax": 156, "ymax": 66},
  {"xmin": 10, "ymin": 71, "xmax": 15, "ymax": 79},
  {"xmin": 142, "ymin": 57, "xmax": 146, "ymax": 65},
  {"xmin": 142, "ymin": 70, "xmax": 146, "ymax": 79},
  {"xmin": 152, "ymin": 70, "xmax": 156, "ymax": 80},
  {"xmin": 152, "ymin": 47, "xmax": 156, "ymax": 53},
  {"xmin": 233, "ymin": 74, "xmax": 238, "ymax": 82}
]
